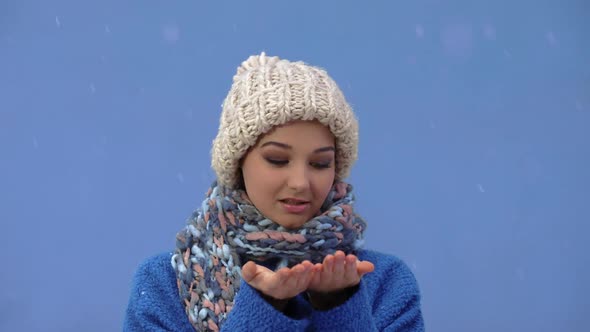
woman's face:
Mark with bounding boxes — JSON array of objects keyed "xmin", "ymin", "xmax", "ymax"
[{"xmin": 241, "ymin": 120, "xmax": 336, "ymax": 229}]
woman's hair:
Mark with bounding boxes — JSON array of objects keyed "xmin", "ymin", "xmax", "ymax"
[{"xmin": 211, "ymin": 52, "xmax": 359, "ymax": 188}]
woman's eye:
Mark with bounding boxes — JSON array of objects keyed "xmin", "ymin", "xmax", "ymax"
[
  {"xmin": 266, "ymin": 158, "xmax": 288, "ymax": 166},
  {"xmin": 311, "ymin": 162, "xmax": 332, "ymax": 169}
]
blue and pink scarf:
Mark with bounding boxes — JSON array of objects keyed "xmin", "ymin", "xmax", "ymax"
[{"xmin": 172, "ymin": 181, "xmax": 367, "ymax": 331}]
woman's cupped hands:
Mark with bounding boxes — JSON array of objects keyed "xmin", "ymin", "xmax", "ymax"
[{"xmin": 241, "ymin": 251, "xmax": 375, "ymax": 301}]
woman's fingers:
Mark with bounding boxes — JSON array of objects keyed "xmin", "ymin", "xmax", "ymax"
[
  {"xmin": 283, "ymin": 261, "xmax": 315, "ymax": 297},
  {"xmin": 357, "ymin": 260, "xmax": 375, "ymax": 276},
  {"xmin": 241, "ymin": 261, "xmax": 257, "ymax": 283},
  {"xmin": 243, "ymin": 256, "xmax": 374, "ymax": 299},
  {"xmin": 294, "ymin": 262, "xmax": 314, "ymax": 291},
  {"xmin": 307, "ymin": 253, "xmax": 374, "ymax": 293},
  {"xmin": 310, "ymin": 263, "xmax": 323, "ymax": 286},
  {"xmin": 333, "ymin": 251, "xmax": 346, "ymax": 277},
  {"xmin": 345, "ymin": 254, "xmax": 357, "ymax": 277},
  {"xmin": 243, "ymin": 260, "xmax": 317, "ymax": 300},
  {"xmin": 242, "ymin": 261, "xmax": 272, "ymax": 283},
  {"xmin": 323, "ymin": 254, "xmax": 335, "ymax": 274}
]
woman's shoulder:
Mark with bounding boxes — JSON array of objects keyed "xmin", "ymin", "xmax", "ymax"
[
  {"xmin": 125, "ymin": 253, "xmax": 194, "ymax": 331},
  {"xmin": 134, "ymin": 252, "xmax": 175, "ymax": 277},
  {"xmin": 356, "ymin": 249, "xmax": 421, "ymax": 298},
  {"xmin": 129, "ymin": 252, "xmax": 179, "ymax": 301}
]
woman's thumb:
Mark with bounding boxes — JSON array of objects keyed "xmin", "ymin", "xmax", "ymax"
[{"xmin": 242, "ymin": 261, "xmax": 257, "ymax": 282}]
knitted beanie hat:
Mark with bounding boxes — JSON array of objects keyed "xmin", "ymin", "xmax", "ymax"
[{"xmin": 211, "ymin": 52, "xmax": 359, "ymax": 188}]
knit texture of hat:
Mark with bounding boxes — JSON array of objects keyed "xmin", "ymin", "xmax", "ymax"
[{"xmin": 211, "ymin": 52, "xmax": 359, "ymax": 188}]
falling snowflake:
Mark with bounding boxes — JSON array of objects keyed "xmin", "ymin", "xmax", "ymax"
[
  {"xmin": 55, "ymin": 16, "xmax": 61, "ymax": 28},
  {"xmin": 415, "ymin": 24, "xmax": 424, "ymax": 38},
  {"xmin": 162, "ymin": 24, "xmax": 180, "ymax": 43},
  {"xmin": 441, "ymin": 24, "xmax": 473, "ymax": 58},
  {"xmin": 477, "ymin": 184, "xmax": 485, "ymax": 193},
  {"xmin": 483, "ymin": 24, "xmax": 496, "ymax": 40},
  {"xmin": 546, "ymin": 31, "xmax": 557, "ymax": 46}
]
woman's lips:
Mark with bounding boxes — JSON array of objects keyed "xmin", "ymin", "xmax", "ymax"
[{"xmin": 280, "ymin": 200, "xmax": 310, "ymax": 214}]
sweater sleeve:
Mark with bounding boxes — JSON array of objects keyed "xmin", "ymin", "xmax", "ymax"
[
  {"xmin": 310, "ymin": 253, "xmax": 425, "ymax": 332},
  {"xmin": 220, "ymin": 279, "xmax": 311, "ymax": 331},
  {"xmin": 123, "ymin": 253, "xmax": 312, "ymax": 332}
]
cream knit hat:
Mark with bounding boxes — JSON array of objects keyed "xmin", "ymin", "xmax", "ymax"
[{"xmin": 212, "ymin": 52, "xmax": 359, "ymax": 188}]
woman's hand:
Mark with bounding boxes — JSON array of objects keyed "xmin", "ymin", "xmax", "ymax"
[
  {"xmin": 304, "ymin": 251, "xmax": 374, "ymax": 310},
  {"xmin": 242, "ymin": 260, "xmax": 316, "ymax": 301},
  {"xmin": 241, "ymin": 251, "xmax": 374, "ymax": 311},
  {"xmin": 307, "ymin": 250, "xmax": 374, "ymax": 296}
]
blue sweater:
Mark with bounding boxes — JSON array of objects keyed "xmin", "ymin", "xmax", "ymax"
[{"xmin": 124, "ymin": 250, "xmax": 424, "ymax": 331}]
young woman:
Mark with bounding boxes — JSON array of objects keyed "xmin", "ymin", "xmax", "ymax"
[{"xmin": 124, "ymin": 53, "xmax": 424, "ymax": 331}]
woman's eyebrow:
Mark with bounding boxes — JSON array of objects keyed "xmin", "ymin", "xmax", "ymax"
[
  {"xmin": 313, "ymin": 146, "xmax": 335, "ymax": 153},
  {"xmin": 260, "ymin": 141, "xmax": 291, "ymax": 149},
  {"xmin": 260, "ymin": 141, "xmax": 335, "ymax": 153}
]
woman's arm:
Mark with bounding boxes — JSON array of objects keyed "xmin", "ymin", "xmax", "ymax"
[
  {"xmin": 221, "ymin": 279, "xmax": 311, "ymax": 331},
  {"xmin": 123, "ymin": 253, "xmax": 312, "ymax": 331},
  {"xmin": 123, "ymin": 253, "xmax": 195, "ymax": 332},
  {"xmin": 308, "ymin": 251, "xmax": 425, "ymax": 332}
]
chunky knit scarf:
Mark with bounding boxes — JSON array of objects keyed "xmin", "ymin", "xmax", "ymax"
[{"xmin": 172, "ymin": 181, "xmax": 367, "ymax": 331}]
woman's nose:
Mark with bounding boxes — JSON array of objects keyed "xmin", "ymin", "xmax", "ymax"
[{"xmin": 287, "ymin": 164, "xmax": 310, "ymax": 192}]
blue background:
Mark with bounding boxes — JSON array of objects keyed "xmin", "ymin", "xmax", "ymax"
[{"xmin": 1, "ymin": 1, "xmax": 588, "ymax": 331}]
